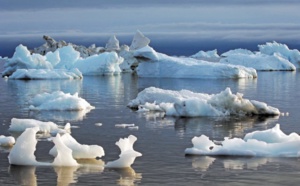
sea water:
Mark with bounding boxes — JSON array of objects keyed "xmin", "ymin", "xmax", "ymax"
[{"xmin": 0, "ymin": 71, "xmax": 300, "ymax": 185}]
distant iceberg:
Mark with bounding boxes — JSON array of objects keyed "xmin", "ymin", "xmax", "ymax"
[
  {"xmin": 220, "ymin": 41, "xmax": 300, "ymax": 71},
  {"xmin": 134, "ymin": 46, "xmax": 257, "ymax": 79},
  {"xmin": 128, "ymin": 87, "xmax": 280, "ymax": 117},
  {"xmin": 185, "ymin": 124, "xmax": 300, "ymax": 157}
]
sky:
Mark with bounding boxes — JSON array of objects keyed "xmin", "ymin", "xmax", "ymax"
[{"xmin": 0, "ymin": 0, "xmax": 300, "ymax": 56}]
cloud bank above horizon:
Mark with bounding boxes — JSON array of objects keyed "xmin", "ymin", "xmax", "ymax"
[{"xmin": 1, "ymin": 0, "xmax": 300, "ymax": 45}]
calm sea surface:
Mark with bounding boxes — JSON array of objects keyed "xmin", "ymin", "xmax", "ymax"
[{"xmin": 0, "ymin": 70, "xmax": 300, "ymax": 185}]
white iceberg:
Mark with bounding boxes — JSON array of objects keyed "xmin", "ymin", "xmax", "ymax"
[
  {"xmin": 29, "ymin": 91, "xmax": 95, "ymax": 111},
  {"xmin": 134, "ymin": 46, "xmax": 257, "ymax": 79},
  {"xmin": 8, "ymin": 68, "xmax": 83, "ymax": 80},
  {"xmin": 105, "ymin": 135, "xmax": 142, "ymax": 168},
  {"xmin": 128, "ymin": 87, "xmax": 280, "ymax": 117},
  {"xmin": 105, "ymin": 35, "xmax": 120, "ymax": 51},
  {"xmin": 220, "ymin": 50, "xmax": 296, "ymax": 71},
  {"xmin": 190, "ymin": 49, "xmax": 220, "ymax": 62},
  {"xmin": 2, "ymin": 44, "xmax": 123, "ymax": 77},
  {"xmin": 8, "ymin": 118, "xmax": 71, "ymax": 135},
  {"xmin": 49, "ymin": 133, "xmax": 105, "ymax": 159},
  {"xmin": 130, "ymin": 30, "xmax": 150, "ymax": 51},
  {"xmin": 8, "ymin": 127, "xmax": 78, "ymax": 166},
  {"xmin": 0, "ymin": 135, "xmax": 15, "ymax": 147},
  {"xmin": 185, "ymin": 124, "xmax": 300, "ymax": 157},
  {"xmin": 258, "ymin": 41, "xmax": 300, "ymax": 68}
]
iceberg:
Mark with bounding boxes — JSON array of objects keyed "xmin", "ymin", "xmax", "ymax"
[
  {"xmin": 2, "ymin": 44, "xmax": 123, "ymax": 78},
  {"xmin": 49, "ymin": 133, "xmax": 105, "ymax": 159},
  {"xmin": 185, "ymin": 124, "xmax": 300, "ymax": 157},
  {"xmin": 105, "ymin": 135, "xmax": 142, "ymax": 168},
  {"xmin": 190, "ymin": 49, "xmax": 220, "ymax": 62},
  {"xmin": 8, "ymin": 68, "xmax": 83, "ymax": 80},
  {"xmin": 130, "ymin": 30, "xmax": 150, "ymax": 51},
  {"xmin": 0, "ymin": 135, "xmax": 15, "ymax": 147},
  {"xmin": 220, "ymin": 49, "xmax": 296, "ymax": 71},
  {"xmin": 128, "ymin": 87, "xmax": 280, "ymax": 117},
  {"xmin": 105, "ymin": 35, "xmax": 120, "ymax": 51},
  {"xmin": 134, "ymin": 46, "xmax": 257, "ymax": 79},
  {"xmin": 8, "ymin": 118, "xmax": 71, "ymax": 135},
  {"xmin": 28, "ymin": 91, "xmax": 95, "ymax": 111}
]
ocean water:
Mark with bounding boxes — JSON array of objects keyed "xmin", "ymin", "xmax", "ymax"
[{"xmin": 0, "ymin": 70, "xmax": 300, "ymax": 185}]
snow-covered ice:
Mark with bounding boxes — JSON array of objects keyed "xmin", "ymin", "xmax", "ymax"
[
  {"xmin": 0, "ymin": 135, "xmax": 15, "ymax": 147},
  {"xmin": 130, "ymin": 30, "xmax": 150, "ymax": 51},
  {"xmin": 8, "ymin": 68, "xmax": 83, "ymax": 80},
  {"xmin": 105, "ymin": 35, "xmax": 120, "ymax": 51},
  {"xmin": 105, "ymin": 135, "xmax": 142, "ymax": 168},
  {"xmin": 185, "ymin": 124, "xmax": 300, "ymax": 157},
  {"xmin": 134, "ymin": 46, "xmax": 257, "ymax": 79},
  {"xmin": 128, "ymin": 87, "xmax": 280, "ymax": 117},
  {"xmin": 8, "ymin": 118, "xmax": 71, "ymax": 135},
  {"xmin": 2, "ymin": 44, "xmax": 123, "ymax": 77},
  {"xmin": 49, "ymin": 133, "xmax": 105, "ymax": 159},
  {"xmin": 29, "ymin": 91, "xmax": 95, "ymax": 111},
  {"xmin": 190, "ymin": 49, "xmax": 220, "ymax": 62}
]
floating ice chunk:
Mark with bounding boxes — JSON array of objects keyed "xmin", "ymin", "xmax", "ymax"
[
  {"xmin": 8, "ymin": 127, "xmax": 41, "ymax": 166},
  {"xmin": 220, "ymin": 52, "xmax": 296, "ymax": 71},
  {"xmin": 49, "ymin": 133, "xmax": 105, "ymax": 159},
  {"xmin": 130, "ymin": 30, "xmax": 150, "ymax": 51},
  {"xmin": 185, "ymin": 124, "xmax": 300, "ymax": 157},
  {"xmin": 190, "ymin": 49, "xmax": 220, "ymax": 62},
  {"xmin": 8, "ymin": 68, "xmax": 83, "ymax": 80},
  {"xmin": 95, "ymin": 123, "xmax": 103, "ymax": 127},
  {"xmin": 73, "ymin": 52, "xmax": 123, "ymax": 75},
  {"xmin": 0, "ymin": 135, "xmax": 15, "ymax": 147},
  {"xmin": 244, "ymin": 124, "xmax": 300, "ymax": 143},
  {"xmin": 8, "ymin": 118, "xmax": 70, "ymax": 134},
  {"xmin": 128, "ymin": 87, "xmax": 280, "ymax": 117},
  {"xmin": 258, "ymin": 41, "xmax": 300, "ymax": 68},
  {"xmin": 115, "ymin": 124, "xmax": 135, "ymax": 128},
  {"xmin": 8, "ymin": 127, "xmax": 78, "ymax": 166},
  {"xmin": 136, "ymin": 51, "xmax": 257, "ymax": 79},
  {"xmin": 29, "ymin": 91, "xmax": 95, "ymax": 111},
  {"xmin": 105, "ymin": 135, "xmax": 142, "ymax": 168},
  {"xmin": 105, "ymin": 35, "xmax": 120, "ymax": 51},
  {"xmin": 52, "ymin": 134, "xmax": 79, "ymax": 166}
]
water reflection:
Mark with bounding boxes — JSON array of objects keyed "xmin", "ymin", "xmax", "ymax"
[
  {"xmin": 189, "ymin": 156, "xmax": 300, "ymax": 172},
  {"xmin": 9, "ymin": 165, "xmax": 37, "ymax": 186},
  {"xmin": 112, "ymin": 167, "xmax": 142, "ymax": 186}
]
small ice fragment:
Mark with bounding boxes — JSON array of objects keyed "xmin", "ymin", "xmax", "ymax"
[
  {"xmin": 115, "ymin": 124, "xmax": 135, "ymax": 128},
  {"xmin": 95, "ymin": 123, "xmax": 103, "ymax": 127}
]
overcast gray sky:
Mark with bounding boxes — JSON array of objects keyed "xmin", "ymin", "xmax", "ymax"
[{"xmin": 0, "ymin": 0, "xmax": 300, "ymax": 44}]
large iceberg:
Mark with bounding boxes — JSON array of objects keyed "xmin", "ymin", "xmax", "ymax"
[
  {"xmin": 2, "ymin": 44, "xmax": 123, "ymax": 78},
  {"xmin": 185, "ymin": 124, "xmax": 300, "ymax": 157},
  {"xmin": 128, "ymin": 87, "xmax": 280, "ymax": 117},
  {"xmin": 220, "ymin": 41, "xmax": 300, "ymax": 71},
  {"xmin": 28, "ymin": 91, "xmax": 95, "ymax": 111},
  {"xmin": 134, "ymin": 46, "xmax": 257, "ymax": 79},
  {"xmin": 220, "ymin": 49, "xmax": 296, "ymax": 71}
]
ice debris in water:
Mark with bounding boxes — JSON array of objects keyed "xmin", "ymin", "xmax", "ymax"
[
  {"xmin": 0, "ymin": 135, "xmax": 15, "ymax": 147},
  {"xmin": 128, "ymin": 87, "xmax": 280, "ymax": 117},
  {"xmin": 8, "ymin": 118, "xmax": 71, "ymax": 135},
  {"xmin": 185, "ymin": 124, "xmax": 300, "ymax": 157},
  {"xmin": 49, "ymin": 133, "xmax": 105, "ymax": 159},
  {"xmin": 29, "ymin": 91, "xmax": 95, "ymax": 111},
  {"xmin": 105, "ymin": 135, "xmax": 142, "ymax": 168}
]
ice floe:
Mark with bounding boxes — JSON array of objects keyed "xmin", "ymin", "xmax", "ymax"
[
  {"xmin": 105, "ymin": 135, "xmax": 142, "ymax": 168},
  {"xmin": 185, "ymin": 124, "xmax": 300, "ymax": 157},
  {"xmin": 0, "ymin": 135, "xmax": 15, "ymax": 147},
  {"xmin": 128, "ymin": 87, "xmax": 280, "ymax": 117},
  {"xmin": 8, "ymin": 118, "xmax": 71, "ymax": 135},
  {"xmin": 28, "ymin": 91, "xmax": 95, "ymax": 111},
  {"xmin": 49, "ymin": 133, "xmax": 105, "ymax": 159},
  {"xmin": 134, "ymin": 46, "xmax": 257, "ymax": 79}
]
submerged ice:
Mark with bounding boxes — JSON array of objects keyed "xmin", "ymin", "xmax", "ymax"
[
  {"xmin": 185, "ymin": 124, "xmax": 300, "ymax": 157},
  {"xmin": 128, "ymin": 87, "xmax": 280, "ymax": 117}
]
